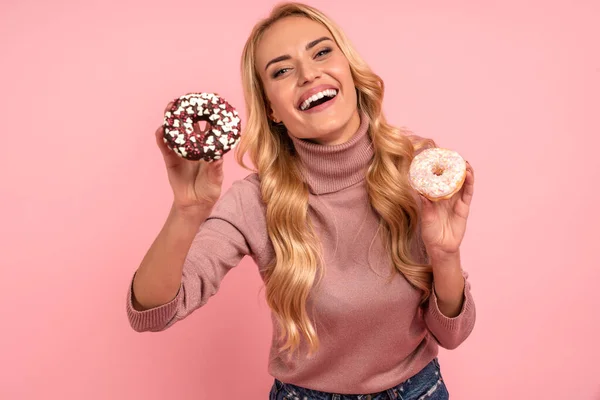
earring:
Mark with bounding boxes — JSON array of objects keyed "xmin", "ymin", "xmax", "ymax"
[
  {"xmin": 268, "ymin": 107, "xmax": 284, "ymax": 126},
  {"xmin": 271, "ymin": 117, "xmax": 285, "ymax": 129}
]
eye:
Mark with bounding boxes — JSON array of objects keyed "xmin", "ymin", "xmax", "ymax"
[
  {"xmin": 272, "ymin": 68, "xmax": 290, "ymax": 78},
  {"xmin": 315, "ymin": 47, "xmax": 332, "ymax": 58}
]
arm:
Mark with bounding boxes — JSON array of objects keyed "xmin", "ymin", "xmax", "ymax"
[
  {"xmin": 131, "ymin": 204, "xmax": 211, "ymax": 311},
  {"xmin": 424, "ymin": 251, "xmax": 476, "ymax": 349},
  {"xmin": 416, "ymin": 159, "xmax": 477, "ymax": 349},
  {"xmin": 126, "ymin": 177, "xmax": 263, "ymax": 332},
  {"xmin": 431, "ymin": 251, "xmax": 466, "ymax": 318}
]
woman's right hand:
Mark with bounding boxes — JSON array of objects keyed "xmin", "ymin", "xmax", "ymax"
[{"xmin": 155, "ymin": 102, "xmax": 225, "ymax": 213}]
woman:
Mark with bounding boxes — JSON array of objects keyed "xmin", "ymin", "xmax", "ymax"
[{"xmin": 126, "ymin": 2, "xmax": 476, "ymax": 399}]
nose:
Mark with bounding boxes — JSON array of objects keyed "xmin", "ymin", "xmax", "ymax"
[{"xmin": 297, "ymin": 61, "xmax": 321, "ymax": 85}]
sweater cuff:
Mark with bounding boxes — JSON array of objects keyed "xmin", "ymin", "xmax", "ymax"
[
  {"xmin": 126, "ymin": 275, "xmax": 182, "ymax": 332},
  {"xmin": 427, "ymin": 278, "xmax": 474, "ymax": 332}
]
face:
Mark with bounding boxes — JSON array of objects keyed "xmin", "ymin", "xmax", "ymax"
[{"xmin": 255, "ymin": 16, "xmax": 361, "ymax": 146}]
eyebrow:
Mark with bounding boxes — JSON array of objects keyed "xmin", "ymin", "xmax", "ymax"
[{"xmin": 264, "ymin": 36, "xmax": 332, "ymax": 71}]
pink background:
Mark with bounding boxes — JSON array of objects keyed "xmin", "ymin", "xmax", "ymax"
[{"xmin": 1, "ymin": 0, "xmax": 599, "ymax": 398}]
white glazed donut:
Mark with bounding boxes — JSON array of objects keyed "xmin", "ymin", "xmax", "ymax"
[{"xmin": 408, "ymin": 148, "xmax": 467, "ymax": 201}]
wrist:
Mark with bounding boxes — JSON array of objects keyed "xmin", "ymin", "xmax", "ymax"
[
  {"xmin": 170, "ymin": 202, "xmax": 212, "ymax": 225},
  {"xmin": 430, "ymin": 249, "xmax": 461, "ymax": 269},
  {"xmin": 429, "ymin": 250, "xmax": 465, "ymax": 317}
]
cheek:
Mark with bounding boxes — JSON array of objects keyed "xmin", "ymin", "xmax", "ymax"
[
  {"xmin": 341, "ymin": 65, "xmax": 355, "ymax": 86},
  {"xmin": 268, "ymin": 94, "xmax": 286, "ymax": 116},
  {"xmin": 267, "ymin": 87, "xmax": 295, "ymax": 116},
  {"xmin": 329, "ymin": 59, "xmax": 355, "ymax": 88},
  {"xmin": 263, "ymin": 84, "xmax": 282, "ymax": 111}
]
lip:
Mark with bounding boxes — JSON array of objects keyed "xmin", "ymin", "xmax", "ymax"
[
  {"xmin": 302, "ymin": 94, "xmax": 337, "ymax": 114},
  {"xmin": 297, "ymin": 84, "xmax": 339, "ymax": 109}
]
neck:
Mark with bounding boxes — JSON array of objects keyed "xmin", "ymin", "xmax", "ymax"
[{"xmin": 289, "ymin": 109, "xmax": 373, "ymax": 195}]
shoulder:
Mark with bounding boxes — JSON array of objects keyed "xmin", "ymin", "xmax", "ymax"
[
  {"xmin": 227, "ymin": 172, "xmax": 261, "ymax": 196},
  {"xmin": 211, "ymin": 173, "xmax": 264, "ymax": 218},
  {"xmin": 240, "ymin": 172, "xmax": 261, "ymax": 188},
  {"xmin": 205, "ymin": 172, "xmax": 269, "ymax": 257}
]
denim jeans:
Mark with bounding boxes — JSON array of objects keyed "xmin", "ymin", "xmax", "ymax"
[{"xmin": 269, "ymin": 358, "xmax": 449, "ymax": 400}]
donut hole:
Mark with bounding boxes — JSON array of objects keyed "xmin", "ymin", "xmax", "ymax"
[
  {"xmin": 193, "ymin": 120, "xmax": 211, "ymax": 134},
  {"xmin": 432, "ymin": 165, "xmax": 445, "ymax": 176}
]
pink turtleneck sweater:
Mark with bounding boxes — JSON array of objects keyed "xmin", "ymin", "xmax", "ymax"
[{"xmin": 126, "ymin": 111, "xmax": 476, "ymax": 394}]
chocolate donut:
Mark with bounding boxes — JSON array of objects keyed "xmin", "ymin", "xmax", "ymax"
[{"xmin": 162, "ymin": 92, "xmax": 242, "ymax": 162}]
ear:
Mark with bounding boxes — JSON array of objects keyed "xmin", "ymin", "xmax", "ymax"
[{"xmin": 268, "ymin": 104, "xmax": 281, "ymax": 123}]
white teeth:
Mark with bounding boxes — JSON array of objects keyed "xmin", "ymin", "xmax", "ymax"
[{"xmin": 300, "ymin": 89, "xmax": 338, "ymax": 111}]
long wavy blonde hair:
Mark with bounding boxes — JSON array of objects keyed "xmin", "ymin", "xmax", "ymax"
[{"xmin": 235, "ymin": 2, "xmax": 435, "ymax": 358}]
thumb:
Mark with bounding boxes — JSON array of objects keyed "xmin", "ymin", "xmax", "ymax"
[
  {"xmin": 419, "ymin": 194, "xmax": 433, "ymax": 209},
  {"xmin": 419, "ymin": 194, "xmax": 436, "ymax": 220},
  {"xmin": 206, "ymin": 159, "xmax": 224, "ymax": 185}
]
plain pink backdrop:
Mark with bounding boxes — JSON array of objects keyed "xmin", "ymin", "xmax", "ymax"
[{"xmin": 1, "ymin": 0, "xmax": 599, "ymax": 399}]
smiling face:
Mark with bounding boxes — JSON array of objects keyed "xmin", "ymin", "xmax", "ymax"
[{"xmin": 255, "ymin": 16, "xmax": 361, "ymax": 145}]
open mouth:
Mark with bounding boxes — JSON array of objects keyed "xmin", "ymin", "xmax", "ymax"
[{"xmin": 299, "ymin": 89, "xmax": 338, "ymax": 111}]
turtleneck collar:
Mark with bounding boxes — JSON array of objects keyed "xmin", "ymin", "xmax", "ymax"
[{"xmin": 289, "ymin": 110, "xmax": 373, "ymax": 195}]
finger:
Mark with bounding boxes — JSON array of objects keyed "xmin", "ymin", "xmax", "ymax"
[
  {"xmin": 454, "ymin": 191, "xmax": 470, "ymax": 219},
  {"xmin": 197, "ymin": 158, "xmax": 224, "ymax": 187},
  {"xmin": 465, "ymin": 161, "xmax": 474, "ymax": 183},
  {"xmin": 461, "ymin": 166, "xmax": 475, "ymax": 206},
  {"xmin": 164, "ymin": 101, "xmax": 175, "ymax": 114},
  {"xmin": 419, "ymin": 193, "xmax": 434, "ymax": 212},
  {"xmin": 155, "ymin": 125, "xmax": 179, "ymax": 165},
  {"xmin": 159, "ymin": 100, "xmax": 175, "ymax": 153},
  {"xmin": 208, "ymin": 159, "xmax": 225, "ymax": 185},
  {"xmin": 155, "ymin": 125, "xmax": 170, "ymax": 156}
]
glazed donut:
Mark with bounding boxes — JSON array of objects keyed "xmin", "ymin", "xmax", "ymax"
[
  {"xmin": 408, "ymin": 148, "xmax": 467, "ymax": 201},
  {"xmin": 163, "ymin": 92, "xmax": 241, "ymax": 162}
]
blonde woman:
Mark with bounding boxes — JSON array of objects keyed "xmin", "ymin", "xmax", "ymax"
[{"xmin": 126, "ymin": 2, "xmax": 476, "ymax": 399}]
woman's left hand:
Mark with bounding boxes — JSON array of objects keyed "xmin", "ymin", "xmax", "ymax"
[{"xmin": 419, "ymin": 161, "xmax": 475, "ymax": 262}]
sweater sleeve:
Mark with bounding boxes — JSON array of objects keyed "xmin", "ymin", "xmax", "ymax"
[
  {"xmin": 126, "ymin": 175, "xmax": 267, "ymax": 332},
  {"xmin": 423, "ymin": 269, "xmax": 476, "ymax": 350}
]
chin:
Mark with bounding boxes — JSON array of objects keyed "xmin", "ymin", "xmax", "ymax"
[
  {"xmin": 294, "ymin": 105, "xmax": 357, "ymax": 141},
  {"xmin": 314, "ymin": 119, "xmax": 347, "ymax": 136},
  {"xmin": 290, "ymin": 118, "xmax": 341, "ymax": 141}
]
